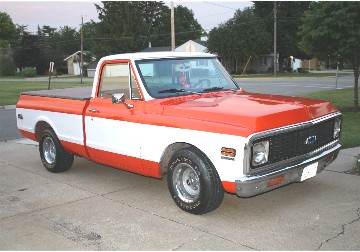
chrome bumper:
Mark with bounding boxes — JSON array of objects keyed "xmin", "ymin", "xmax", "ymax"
[{"xmin": 235, "ymin": 143, "xmax": 341, "ymax": 197}]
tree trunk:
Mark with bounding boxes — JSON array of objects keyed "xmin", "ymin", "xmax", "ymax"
[{"xmin": 278, "ymin": 56, "xmax": 284, "ymax": 73}]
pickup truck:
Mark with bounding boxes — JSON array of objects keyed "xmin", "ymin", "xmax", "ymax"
[{"xmin": 16, "ymin": 52, "xmax": 342, "ymax": 214}]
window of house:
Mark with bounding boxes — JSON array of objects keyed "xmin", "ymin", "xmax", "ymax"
[{"xmin": 98, "ymin": 63, "xmax": 142, "ymax": 100}]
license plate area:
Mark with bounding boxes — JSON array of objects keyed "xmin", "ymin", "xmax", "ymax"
[{"xmin": 301, "ymin": 162, "xmax": 318, "ymax": 181}]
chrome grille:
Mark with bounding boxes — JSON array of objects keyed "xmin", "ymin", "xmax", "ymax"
[{"xmin": 251, "ymin": 118, "xmax": 337, "ymax": 169}]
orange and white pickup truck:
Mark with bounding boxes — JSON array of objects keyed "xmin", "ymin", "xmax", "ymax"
[{"xmin": 17, "ymin": 52, "xmax": 342, "ymax": 214}]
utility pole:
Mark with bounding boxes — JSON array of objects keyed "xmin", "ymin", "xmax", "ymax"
[
  {"xmin": 80, "ymin": 15, "xmax": 84, "ymax": 84},
  {"xmin": 273, "ymin": 1, "xmax": 277, "ymax": 77},
  {"xmin": 171, "ymin": 1, "xmax": 175, "ymax": 51}
]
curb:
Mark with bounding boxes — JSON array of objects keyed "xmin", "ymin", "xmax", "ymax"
[{"xmin": 0, "ymin": 105, "xmax": 16, "ymax": 110}]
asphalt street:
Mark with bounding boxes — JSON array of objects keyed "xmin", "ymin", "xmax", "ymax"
[
  {"xmin": 0, "ymin": 75, "xmax": 359, "ymax": 250},
  {"xmin": 236, "ymin": 75, "xmax": 354, "ymax": 95}
]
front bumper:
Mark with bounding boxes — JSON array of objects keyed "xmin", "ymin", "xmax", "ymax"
[{"xmin": 235, "ymin": 142, "xmax": 341, "ymax": 197}]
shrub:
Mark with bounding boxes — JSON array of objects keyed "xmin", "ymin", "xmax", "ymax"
[
  {"xmin": 0, "ymin": 54, "xmax": 15, "ymax": 76},
  {"xmin": 22, "ymin": 67, "xmax": 37, "ymax": 77},
  {"xmin": 297, "ymin": 68, "xmax": 309, "ymax": 74},
  {"xmin": 246, "ymin": 69, "xmax": 257, "ymax": 74},
  {"xmin": 285, "ymin": 67, "xmax": 293, "ymax": 73}
]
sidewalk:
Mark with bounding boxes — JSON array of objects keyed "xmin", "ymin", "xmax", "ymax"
[
  {"xmin": 0, "ymin": 105, "xmax": 16, "ymax": 109},
  {"xmin": 325, "ymin": 146, "xmax": 360, "ymax": 174}
]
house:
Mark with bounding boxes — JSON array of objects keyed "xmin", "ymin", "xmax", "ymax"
[
  {"xmin": 63, "ymin": 51, "xmax": 95, "ymax": 75},
  {"xmin": 142, "ymin": 46, "xmax": 172, "ymax": 53},
  {"xmin": 141, "ymin": 39, "xmax": 208, "ymax": 53},
  {"xmin": 175, "ymin": 40, "xmax": 208, "ymax": 53},
  {"xmin": 86, "ymin": 61, "xmax": 98, "ymax": 78}
]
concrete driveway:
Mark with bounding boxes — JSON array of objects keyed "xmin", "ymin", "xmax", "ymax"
[{"xmin": 0, "ymin": 139, "xmax": 359, "ymax": 250}]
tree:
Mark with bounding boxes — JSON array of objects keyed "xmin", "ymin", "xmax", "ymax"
[
  {"xmin": 0, "ymin": 12, "xmax": 19, "ymax": 48},
  {"xmin": 253, "ymin": 1, "xmax": 311, "ymax": 72},
  {"xmin": 174, "ymin": 5, "xmax": 203, "ymax": 45},
  {"xmin": 89, "ymin": 1, "xmax": 203, "ymax": 57},
  {"xmin": 207, "ymin": 7, "xmax": 271, "ymax": 71},
  {"xmin": 37, "ymin": 25, "xmax": 81, "ymax": 72},
  {"xmin": 299, "ymin": 2, "xmax": 360, "ymax": 112},
  {"xmin": 13, "ymin": 32, "xmax": 48, "ymax": 74}
]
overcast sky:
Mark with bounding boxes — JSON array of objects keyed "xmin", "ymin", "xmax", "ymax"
[{"xmin": 0, "ymin": 1, "xmax": 253, "ymax": 33}]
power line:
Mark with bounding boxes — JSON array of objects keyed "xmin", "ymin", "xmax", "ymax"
[{"xmin": 202, "ymin": 1, "xmax": 238, "ymax": 10}]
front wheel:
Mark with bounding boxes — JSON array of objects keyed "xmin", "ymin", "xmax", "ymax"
[
  {"xmin": 39, "ymin": 129, "xmax": 74, "ymax": 173},
  {"xmin": 167, "ymin": 147, "xmax": 224, "ymax": 215}
]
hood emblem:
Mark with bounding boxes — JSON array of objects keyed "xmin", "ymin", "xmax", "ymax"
[{"xmin": 305, "ymin": 135, "xmax": 317, "ymax": 145}]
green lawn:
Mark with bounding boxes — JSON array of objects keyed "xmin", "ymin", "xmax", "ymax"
[
  {"xmin": 300, "ymin": 88, "xmax": 360, "ymax": 149},
  {"xmin": 0, "ymin": 81, "xmax": 92, "ymax": 106}
]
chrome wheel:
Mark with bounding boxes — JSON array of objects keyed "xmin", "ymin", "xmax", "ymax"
[
  {"xmin": 172, "ymin": 163, "xmax": 200, "ymax": 203},
  {"xmin": 43, "ymin": 136, "xmax": 56, "ymax": 164}
]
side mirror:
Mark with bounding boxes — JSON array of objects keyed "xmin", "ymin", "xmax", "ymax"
[{"xmin": 112, "ymin": 93, "xmax": 134, "ymax": 109}]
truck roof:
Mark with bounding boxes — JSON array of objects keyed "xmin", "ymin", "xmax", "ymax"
[{"xmin": 100, "ymin": 51, "xmax": 216, "ymax": 61}]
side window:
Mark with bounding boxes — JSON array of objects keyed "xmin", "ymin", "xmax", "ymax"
[{"xmin": 98, "ymin": 62, "xmax": 142, "ymax": 100}]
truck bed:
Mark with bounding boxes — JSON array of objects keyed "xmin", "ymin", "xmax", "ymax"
[{"xmin": 21, "ymin": 86, "xmax": 92, "ymax": 101}]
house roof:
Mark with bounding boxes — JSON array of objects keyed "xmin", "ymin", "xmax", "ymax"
[
  {"xmin": 175, "ymin": 40, "xmax": 208, "ymax": 53},
  {"xmin": 141, "ymin": 46, "xmax": 172, "ymax": 52},
  {"xmin": 63, "ymin": 51, "xmax": 93, "ymax": 61},
  {"xmin": 194, "ymin": 40, "xmax": 208, "ymax": 47}
]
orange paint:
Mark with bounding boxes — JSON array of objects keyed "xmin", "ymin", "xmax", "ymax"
[{"xmin": 222, "ymin": 181, "xmax": 237, "ymax": 194}]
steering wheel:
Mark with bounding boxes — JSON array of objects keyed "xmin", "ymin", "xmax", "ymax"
[{"xmin": 195, "ymin": 79, "xmax": 211, "ymax": 88}]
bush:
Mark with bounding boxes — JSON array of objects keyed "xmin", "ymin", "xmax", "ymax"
[
  {"xmin": 246, "ymin": 69, "xmax": 257, "ymax": 74},
  {"xmin": 56, "ymin": 67, "xmax": 68, "ymax": 75},
  {"xmin": 285, "ymin": 67, "xmax": 293, "ymax": 73},
  {"xmin": 22, "ymin": 67, "xmax": 36, "ymax": 77},
  {"xmin": 297, "ymin": 68, "xmax": 309, "ymax": 74},
  {"xmin": 0, "ymin": 54, "xmax": 15, "ymax": 76}
]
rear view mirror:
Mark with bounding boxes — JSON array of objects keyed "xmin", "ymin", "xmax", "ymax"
[{"xmin": 112, "ymin": 93, "xmax": 134, "ymax": 109}]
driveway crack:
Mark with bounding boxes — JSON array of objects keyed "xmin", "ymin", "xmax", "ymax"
[{"xmin": 317, "ymin": 208, "xmax": 360, "ymax": 250}]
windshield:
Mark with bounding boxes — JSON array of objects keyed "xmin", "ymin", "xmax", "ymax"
[{"xmin": 135, "ymin": 57, "xmax": 240, "ymax": 98}]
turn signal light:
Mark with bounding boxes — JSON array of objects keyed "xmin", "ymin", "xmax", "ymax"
[
  {"xmin": 267, "ymin": 175, "xmax": 284, "ymax": 187},
  {"xmin": 221, "ymin": 147, "xmax": 236, "ymax": 157}
]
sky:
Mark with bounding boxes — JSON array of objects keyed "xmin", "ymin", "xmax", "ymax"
[{"xmin": 0, "ymin": 1, "xmax": 253, "ymax": 33}]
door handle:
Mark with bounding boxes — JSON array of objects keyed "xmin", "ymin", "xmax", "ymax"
[{"xmin": 88, "ymin": 109, "xmax": 99, "ymax": 113}]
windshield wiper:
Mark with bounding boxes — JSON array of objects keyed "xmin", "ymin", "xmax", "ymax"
[
  {"xmin": 202, "ymin": 86, "xmax": 224, "ymax": 92},
  {"xmin": 158, "ymin": 88, "xmax": 186, "ymax": 94},
  {"xmin": 158, "ymin": 88, "xmax": 201, "ymax": 95}
]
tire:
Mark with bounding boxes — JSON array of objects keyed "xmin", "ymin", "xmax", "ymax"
[
  {"xmin": 39, "ymin": 128, "xmax": 74, "ymax": 173},
  {"xmin": 167, "ymin": 147, "xmax": 224, "ymax": 215}
]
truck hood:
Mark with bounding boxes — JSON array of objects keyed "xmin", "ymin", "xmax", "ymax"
[{"xmin": 157, "ymin": 91, "xmax": 338, "ymax": 134}]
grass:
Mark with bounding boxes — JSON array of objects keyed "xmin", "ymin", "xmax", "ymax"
[
  {"xmin": 301, "ymin": 88, "xmax": 360, "ymax": 149},
  {"xmin": 0, "ymin": 80, "xmax": 92, "ymax": 106}
]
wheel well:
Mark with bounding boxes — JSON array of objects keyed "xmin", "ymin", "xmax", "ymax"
[
  {"xmin": 160, "ymin": 142, "xmax": 210, "ymax": 175},
  {"xmin": 35, "ymin": 121, "xmax": 52, "ymax": 141}
]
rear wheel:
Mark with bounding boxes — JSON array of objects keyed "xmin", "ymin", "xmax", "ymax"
[
  {"xmin": 167, "ymin": 147, "xmax": 224, "ymax": 215},
  {"xmin": 39, "ymin": 129, "xmax": 74, "ymax": 173}
]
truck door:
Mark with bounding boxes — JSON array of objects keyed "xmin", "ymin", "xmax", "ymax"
[{"xmin": 84, "ymin": 60, "xmax": 145, "ymax": 174}]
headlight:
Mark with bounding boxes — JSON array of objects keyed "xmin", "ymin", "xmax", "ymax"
[
  {"xmin": 252, "ymin": 140, "xmax": 269, "ymax": 166},
  {"xmin": 333, "ymin": 118, "xmax": 341, "ymax": 139}
]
